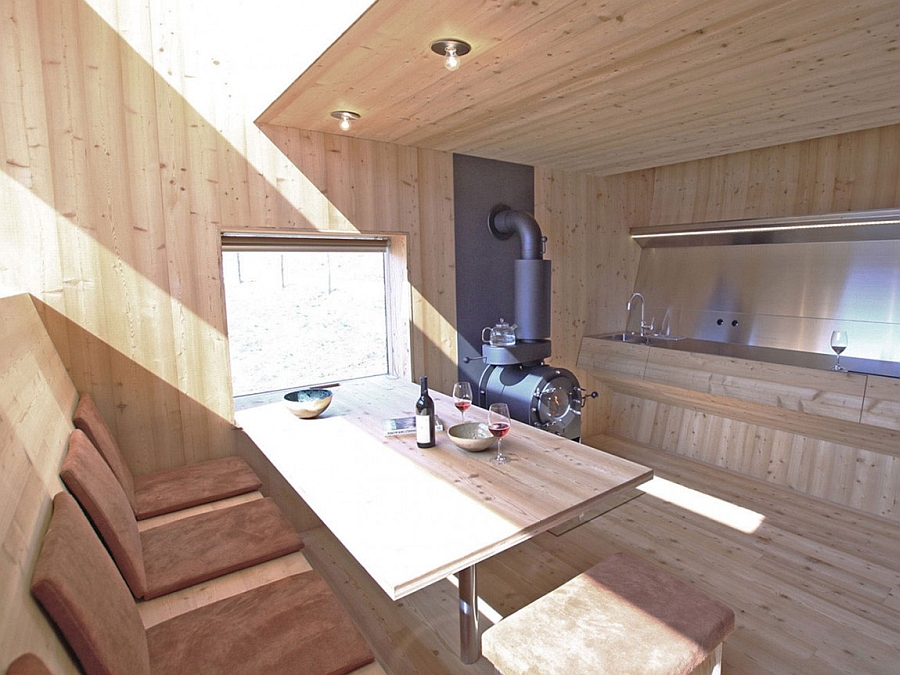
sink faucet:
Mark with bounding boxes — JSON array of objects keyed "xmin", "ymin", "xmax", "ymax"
[{"xmin": 627, "ymin": 292, "xmax": 654, "ymax": 337}]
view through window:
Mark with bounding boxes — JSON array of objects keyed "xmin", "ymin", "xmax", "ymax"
[{"xmin": 222, "ymin": 242, "xmax": 389, "ymax": 397}]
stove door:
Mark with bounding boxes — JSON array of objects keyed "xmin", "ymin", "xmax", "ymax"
[
  {"xmin": 534, "ymin": 373, "xmax": 582, "ymax": 437},
  {"xmin": 480, "ymin": 364, "xmax": 582, "ymax": 440}
]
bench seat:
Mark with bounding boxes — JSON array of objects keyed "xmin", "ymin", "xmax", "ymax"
[
  {"xmin": 60, "ymin": 429, "xmax": 302, "ymax": 599},
  {"xmin": 32, "ymin": 492, "xmax": 375, "ymax": 675},
  {"xmin": 483, "ymin": 551, "xmax": 734, "ymax": 675},
  {"xmin": 74, "ymin": 393, "xmax": 262, "ymax": 519}
]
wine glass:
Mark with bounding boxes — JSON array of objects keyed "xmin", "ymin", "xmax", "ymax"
[
  {"xmin": 830, "ymin": 331, "xmax": 848, "ymax": 371},
  {"xmin": 452, "ymin": 382, "xmax": 473, "ymax": 422},
  {"xmin": 488, "ymin": 402, "xmax": 511, "ymax": 464}
]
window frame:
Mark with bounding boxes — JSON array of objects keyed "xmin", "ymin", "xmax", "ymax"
[{"xmin": 220, "ymin": 232, "xmax": 411, "ymax": 406}]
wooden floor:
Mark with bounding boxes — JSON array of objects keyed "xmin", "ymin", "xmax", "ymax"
[{"xmin": 301, "ymin": 435, "xmax": 900, "ymax": 675}]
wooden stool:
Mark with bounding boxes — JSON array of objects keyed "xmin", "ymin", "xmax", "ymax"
[{"xmin": 482, "ymin": 552, "xmax": 735, "ymax": 675}]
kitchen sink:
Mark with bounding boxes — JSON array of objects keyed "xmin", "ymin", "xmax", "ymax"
[
  {"xmin": 600, "ymin": 332, "xmax": 647, "ymax": 344},
  {"xmin": 598, "ymin": 331, "xmax": 686, "ymax": 345}
]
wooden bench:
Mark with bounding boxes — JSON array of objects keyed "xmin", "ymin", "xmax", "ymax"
[
  {"xmin": 30, "ymin": 492, "xmax": 375, "ymax": 675},
  {"xmin": 483, "ymin": 551, "xmax": 734, "ymax": 675},
  {"xmin": 0, "ymin": 292, "xmax": 384, "ymax": 675},
  {"xmin": 73, "ymin": 392, "xmax": 264, "ymax": 520}
]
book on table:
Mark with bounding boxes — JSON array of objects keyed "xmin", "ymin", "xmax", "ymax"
[{"xmin": 382, "ymin": 416, "xmax": 444, "ymax": 437}]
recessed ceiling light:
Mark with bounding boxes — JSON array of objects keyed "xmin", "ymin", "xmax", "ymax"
[
  {"xmin": 430, "ymin": 39, "xmax": 471, "ymax": 72},
  {"xmin": 330, "ymin": 110, "xmax": 360, "ymax": 132}
]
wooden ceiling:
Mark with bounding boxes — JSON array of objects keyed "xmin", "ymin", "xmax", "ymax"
[{"xmin": 259, "ymin": 0, "xmax": 900, "ymax": 176}]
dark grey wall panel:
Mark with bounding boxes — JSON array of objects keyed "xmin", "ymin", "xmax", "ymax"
[{"xmin": 453, "ymin": 154, "xmax": 534, "ymax": 389}]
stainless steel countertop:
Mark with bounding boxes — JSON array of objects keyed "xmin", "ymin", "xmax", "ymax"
[{"xmin": 590, "ymin": 333, "xmax": 900, "ymax": 379}]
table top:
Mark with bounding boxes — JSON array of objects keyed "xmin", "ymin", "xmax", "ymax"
[{"xmin": 235, "ymin": 375, "xmax": 652, "ymax": 600}]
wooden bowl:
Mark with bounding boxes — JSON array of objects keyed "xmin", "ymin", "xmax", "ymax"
[
  {"xmin": 283, "ymin": 389, "xmax": 333, "ymax": 419},
  {"xmin": 447, "ymin": 423, "xmax": 495, "ymax": 452}
]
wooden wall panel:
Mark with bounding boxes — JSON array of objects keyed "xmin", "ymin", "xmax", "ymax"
[
  {"xmin": 605, "ymin": 390, "xmax": 900, "ymax": 522},
  {"xmin": 583, "ymin": 122, "xmax": 900, "ymax": 521},
  {"xmin": 535, "ymin": 167, "xmax": 644, "ymax": 436},
  {"xmin": 1, "ymin": 0, "xmax": 897, "ymax": 514},
  {"xmin": 861, "ymin": 376, "xmax": 900, "ymax": 431},
  {"xmin": 0, "ymin": 0, "xmax": 455, "ymax": 476},
  {"xmin": 627, "ymin": 123, "xmax": 900, "ymax": 227},
  {"xmin": 0, "ymin": 294, "xmax": 80, "ymax": 673}
]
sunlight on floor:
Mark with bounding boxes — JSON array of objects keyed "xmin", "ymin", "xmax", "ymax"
[{"xmin": 638, "ymin": 476, "xmax": 765, "ymax": 534}]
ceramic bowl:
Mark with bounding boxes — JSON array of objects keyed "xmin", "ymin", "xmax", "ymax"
[
  {"xmin": 447, "ymin": 422, "xmax": 495, "ymax": 452},
  {"xmin": 283, "ymin": 389, "xmax": 333, "ymax": 419}
]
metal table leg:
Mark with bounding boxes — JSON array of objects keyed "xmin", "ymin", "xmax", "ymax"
[{"xmin": 457, "ymin": 565, "xmax": 480, "ymax": 663}]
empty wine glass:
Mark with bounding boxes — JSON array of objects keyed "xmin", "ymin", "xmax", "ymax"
[
  {"xmin": 452, "ymin": 382, "xmax": 473, "ymax": 422},
  {"xmin": 488, "ymin": 402, "xmax": 511, "ymax": 464},
  {"xmin": 830, "ymin": 331, "xmax": 848, "ymax": 371}
]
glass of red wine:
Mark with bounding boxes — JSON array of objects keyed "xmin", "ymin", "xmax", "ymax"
[
  {"xmin": 830, "ymin": 331, "xmax": 848, "ymax": 371},
  {"xmin": 488, "ymin": 402, "xmax": 511, "ymax": 464},
  {"xmin": 452, "ymin": 381, "xmax": 473, "ymax": 422}
]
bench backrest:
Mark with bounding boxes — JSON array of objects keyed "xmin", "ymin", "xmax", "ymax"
[{"xmin": 0, "ymin": 293, "xmax": 81, "ymax": 674}]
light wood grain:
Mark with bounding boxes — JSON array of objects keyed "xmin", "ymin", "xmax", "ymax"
[
  {"xmin": 861, "ymin": 375, "xmax": 900, "ymax": 431},
  {"xmin": 261, "ymin": 431, "xmax": 900, "ymax": 674},
  {"xmin": 4, "ymin": 0, "xmax": 898, "ymax": 483},
  {"xmin": 643, "ymin": 346, "xmax": 867, "ymax": 422},
  {"xmin": 0, "ymin": 294, "xmax": 80, "ymax": 674},
  {"xmin": 236, "ymin": 375, "xmax": 651, "ymax": 600},
  {"xmin": 577, "ymin": 336, "xmax": 650, "ymax": 379},
  {"xmin": 610, "ymin": 383, "xmax": 900, "ymax": 520},
  {"xmin": 261, "ymin": 0, "xmax": 900, "ymax": 177}
]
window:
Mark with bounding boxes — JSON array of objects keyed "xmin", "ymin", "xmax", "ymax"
[{"xmin": 222, "ymin": 234, "xmax": 398, "ymax": 399}]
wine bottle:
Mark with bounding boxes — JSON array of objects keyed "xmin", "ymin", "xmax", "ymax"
[{"xmin": 416, "ymin": 375, "xmax": 436, "ymax": 448}]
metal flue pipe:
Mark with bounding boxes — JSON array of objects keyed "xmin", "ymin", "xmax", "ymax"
[
  {"xmin": 489, "ymin": 205, "xmax": 552, "ymax": 342},
  {"xmin": 489, "ymin": 205, "xmax": 545, "ymax": 260}
]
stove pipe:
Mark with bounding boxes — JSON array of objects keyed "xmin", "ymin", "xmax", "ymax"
[{"xmin": 489, "ymin": 205, "xmax": 552, "ymax": 342}]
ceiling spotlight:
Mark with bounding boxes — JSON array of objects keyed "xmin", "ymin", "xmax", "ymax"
[
  {"xmin": 431, "ymin": 39, "xmax": 471, "ymax": 72},
  {"xmin": 330, "ymin": 110, "xmax": 360, "ymax": 132}
]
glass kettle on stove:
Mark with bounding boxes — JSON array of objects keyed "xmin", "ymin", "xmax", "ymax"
[{"xmin": 482, "ymin": 319, "xmax": 517, "ymax": 346}]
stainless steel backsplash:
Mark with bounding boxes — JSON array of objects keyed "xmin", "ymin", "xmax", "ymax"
[{"xmin": 629, "ymin": 239, "xmax": 900, "ymax": 363}]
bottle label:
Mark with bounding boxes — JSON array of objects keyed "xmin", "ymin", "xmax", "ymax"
[{"xmin": 416, "ymin": 413, "xmax": 431, "ymax": 444}]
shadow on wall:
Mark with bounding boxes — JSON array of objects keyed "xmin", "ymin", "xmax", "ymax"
[{"xmin": 4, "ymin": 0, "xmax": 455, "ymax": 469}]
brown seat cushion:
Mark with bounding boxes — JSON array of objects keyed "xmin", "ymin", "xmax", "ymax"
[
  {"xmin": 140, "ymin": 497, "xmax": 304, "ymax": 600},
  {"xmin": 482, "ymin": 552, "xmax": 735, "ymax": 675},
  {"xmin": 74, "ymin": 392, "xmax": 263, "ymax": 520},
  {"xmin": 60, "ymin": 429, "xmax": 148, "ymax": 598},
  {"xmin": 31, "ymin": 493, "xmax": 152, "ymax": 675},
  {"xmin": 147, "ymin": 572, "xmax": 375, "ymax": 675},
  {"xmin": 33, "ymin": 496, "xmax": 370, "ymax": 675},
  {"xmin": 133, "ymin": 455, "xmax": 262, "ymax": 520},
  {"xmin": 5, "ymin": 654, "xmax": 54, "ymax": 675},
  {"xmin": 73, "ymin": 393, "xmax": 139, "ymax": 512},
  {"xmin": 61, "ymin": 429, "xmax": 303, "ymax": 600}
]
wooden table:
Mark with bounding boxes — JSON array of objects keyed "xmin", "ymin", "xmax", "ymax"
[{"xmin": 236, "ymin": 375, "xmax": 652, "ymax": 663}]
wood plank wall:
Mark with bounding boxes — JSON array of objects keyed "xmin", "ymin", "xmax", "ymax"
[
  {"xmin": 2, "ymin": 0, "xmax": 897, "ymax": 492},
  {"xmin": 534, "ymin": 168, "xmax": 644, "ymax": 435},
  {"xmin": 640, "ymin": 124, "xmax": 900, "ymax": 224},
  {"xmin": 0, "ymin": 0, "xmax": 459, "ymax": 474},
  {"xmin": 589, "ymin": 125, "xmax": 900, "ymax": 518},
  {"xmin": 0, "ymin": 294, "xmax": 80, "ymax": 674}
]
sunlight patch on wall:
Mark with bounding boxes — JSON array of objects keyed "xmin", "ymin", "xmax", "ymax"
[
  {"xmin": 0, "ymin": 173, "xmax": 223, "ymax": 405},
  {"xmin": 82, "ymin": 0, "xmax": 374, "ymax": 232},
  {"xmin": 411, "ymin": 286, "xmax": 457, "ymax": 362}
]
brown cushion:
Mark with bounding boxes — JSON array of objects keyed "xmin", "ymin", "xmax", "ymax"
[
  {"xmin": 60, "ymin": 429, "xmax": 148, "ymax": 598},
  {"xmin": 5, "ymin": 654, "xmax": 53, "ymax": 675},
  {"xmin": 483, "ymin": 552, "xmax": 735, "ymax": 675},
  {"xmin": 133, "ymin": 456, "xmax": 262, "ymax": 520},
  {"xmin": 73, "ymin": 393, "xmax": 138, "ymax": 512},
  {"xmin": 31, "ymin": 493, "xmax": 152, "ymax": 675},
  {"xmin": 140, "ymin": 497, "xmax": 304, "ymax": 599},
  {"xmin": 146, "ymin": 572, "xmax": 374, "ymax": 675}
]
